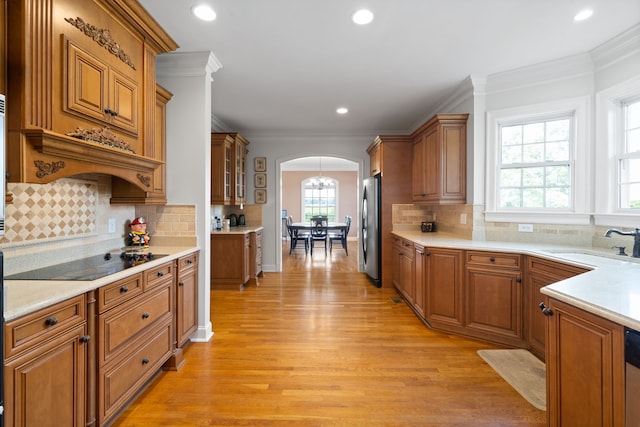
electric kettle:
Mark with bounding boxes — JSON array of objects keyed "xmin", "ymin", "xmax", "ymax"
[
  {"xmin": 228, "ymin": 213, "xmax": 237, "ymax": 227},
  {"xmin": 238, "ymin": 214, "xmax": 246, "ymax": 226}
]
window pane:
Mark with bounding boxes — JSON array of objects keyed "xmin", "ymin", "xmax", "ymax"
[
  {"xmin": 501, "ymin": 125, "xmax": 522, "ymax": 145},
  {"xmin": 523, "ymin": 167, "xmax": 544, "ymax": 187},
  {"xmin": 523, "ymin": 123, "xmax": 544, "ymax": 143},
  {"xmin": 627, "ymin": 128, "xmax": 640, "ymax": 153},
  {"xmin": 628, "ymin": 101, "xmax": 640, "ymax": 129},
  {"xmin": 546, "ymin": 119, "xmax": 570, "ymax": 141},
  {"xmin": 522, "ymin": 188, "xmax": 544, "ymax": 208},
  {"xmin": 546, "ymin": 188, "xmax": 570, "ymax": 208},
  {"xmin": 500, "ymin": 169, "xmax": 521, "ymax": 187},
  {"xmin": 523, "ymin": 143, "xmax": 544, "ymax": 163},
  {"xmin": 502, "ymin": 146, "xmax": 522, "ymax": 164},
  {"xmin": 500, "ymin": 188, "xmax": 522, "ymax": 208},
  {"xmin": 620, "ymin": 183, "xmax": 640, "ymax": 209},
  {"xmin": 546, "ymin": 165, "xmax": 570, "ymax": 187},
  {"xmin": 546, "ymin": 141, "xmax": 569, "ymax": 161}
]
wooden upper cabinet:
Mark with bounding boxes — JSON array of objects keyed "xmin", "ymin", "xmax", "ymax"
[
  {"xmin": 411, "ymin": 114, "xmax": 468, "ymax": 204},
  {"xmin": 65, "ymin": 40, "xmax": 139, "ymax": 136},
  {"xmin": 211, "ymin": 132, "xmax": 249, "ymax": 206},
  {"xmin": 367, "ymin": 140, "xmax": 381, "ymax": 176},
  {"xmin": 6, "ymin": 0, "xmax": 178, "ymax": 194}
]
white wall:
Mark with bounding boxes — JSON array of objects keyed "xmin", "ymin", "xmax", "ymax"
[{"xmin": 156, "ymin": 51, "xmax": 221, "ymax": 342}]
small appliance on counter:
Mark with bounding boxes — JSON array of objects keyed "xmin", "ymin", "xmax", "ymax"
[
  {"xmin": 421, "ymin": 221, "xmax": 436, "ymax": 232},
  {"xmin": 238, "ymin": 214, "xmax": 246, "ymax": 226},
  {"xmin": 228, "ymin": 213, "xmax": 238, "ymax": 227}
]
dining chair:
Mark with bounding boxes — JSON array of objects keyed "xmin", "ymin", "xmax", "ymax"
[
  {"xmin": 309, "ymin": 215, "xmax": 328, "ymax": 255},
  {"xmin": 329, "ymin": 215, "xmax": 351, "ymax": 255},
  {"xmin": 286, "ymin": 216, "xmax": 309, "ymax": 255}
]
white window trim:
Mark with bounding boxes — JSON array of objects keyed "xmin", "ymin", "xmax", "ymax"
[
  {"xmin": 594, "ymin": 76, "xmax": 640, "ymax": 227},
  {"xmin": 485, "ymin": 96, "xmax": 591, "ymax": 224}
]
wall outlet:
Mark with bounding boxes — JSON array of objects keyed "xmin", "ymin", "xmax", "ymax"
[
  {"xmin": 108, "ymin": 218, "xmax": 116, "ymax": 234},
  {"xmin": 518, "ymin": 223, "xmax": 534, "ymax": 233},
  {"xmin": 460, "ymin": 213, "xmax": 467, "ymax": 225}
]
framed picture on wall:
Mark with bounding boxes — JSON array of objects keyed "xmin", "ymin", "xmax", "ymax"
[
  {"xmin": 254, "ymin": 157, "xmax": 266, "ymax": 172},
  {"xmin": 255, "ymin": 189, "xmax": 267, "ymax": 204},
  {"xmin": 255, "ymin": 173, "xmax": 267, "ymax": 188}
]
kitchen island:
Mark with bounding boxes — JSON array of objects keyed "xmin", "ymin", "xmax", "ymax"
[{"xmin": 211, "ymin": 226, "xmax": 264, "ymax": 290}]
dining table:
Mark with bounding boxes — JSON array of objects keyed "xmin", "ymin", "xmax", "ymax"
[{"xmin": 287, "ymin": 222, "xmax": 347, "ymax": 254}]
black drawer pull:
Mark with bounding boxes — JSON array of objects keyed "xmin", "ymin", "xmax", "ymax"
[
  {"xmin": 142, "ymin": 358, "xmax": 150, "ymax": 365},
  {"xmin": 157, "ymin": 271, "xmax": 164, "ymax": 278},
  {"xmin": 178, "ymin": 281, "xmax": 184, "ymax": 287},
  {"xmin": 186, "ymin": 260, "xmax": 193, "ymax": 265},
  {"xmin": 490, "ymin": 257, "xmax": 496, "ymax": 262},
  {"xmin": 45, "ymin": 317, "xmax": 58, "ymax": 326},
  {"xmin": 80, "ymin": 335, "xmax": 91, "ymax": 343},
  {"xmin": 539, "ymin": 302, "xmax": 553, "ymax": 316},
  {"xmin": 142, "ymin": 312, "xmax": 150, "ymax": 319},
  {"xmin": 120, "ymin": 286, "xmax": 128, "ymax": 293}
]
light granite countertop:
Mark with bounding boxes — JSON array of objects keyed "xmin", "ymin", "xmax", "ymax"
[
  {"xmin": 392, "ymin": 230, "xmax": 640, "ymax": 332},
  {"xmin": 4, "ymin": 245, "xmax": 199, "ymax": 322},
  {"xmin": 210, "ymin": 225, "xmax": 264, "ymax": 235}
]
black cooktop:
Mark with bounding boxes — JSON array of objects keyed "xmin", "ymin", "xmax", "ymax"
[{"xmin": 6, "ymin": 252, "xmax": 167, "ymax": 281}]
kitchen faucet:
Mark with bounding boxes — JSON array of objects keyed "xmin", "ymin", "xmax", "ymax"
[{"xmin": 604, "ymin": 228, "xmax": 640, "ymax": 257}]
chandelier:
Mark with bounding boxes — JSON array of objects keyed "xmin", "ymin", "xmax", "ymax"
[{"xmin": 309, "ymin": 157, "xmax": 334, "ymax": 190}]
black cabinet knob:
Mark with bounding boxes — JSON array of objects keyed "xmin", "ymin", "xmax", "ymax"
[
  {"xmin": 142, "ymin": 358, "xmax": 150, "ymax": 365},
  {"xmin": 80, "ymin": 335, "xmax": 91, "ymax": 343},
  {"xmin": 178, "ymin": 281, "xmax": 184, "ymax": 287},
  {"xmin": 490, "ymin": 257, "xmax": 496, "ymax": 262},
  {"xmin": 157, "ymin": 271, "xmax": 164, "ymax": 277},
  {"xmin": 45, "ymin": 317, "xmax": 58, "ymax": 326},
  {"xmin": 516, "ymin": 278, "xmax": 522, "ymax": 283},
  {"xmin": 120, "ymin": 285, "xmax": 128, "ymax": 293},
  {"xmin": 187, "ymin": 260, "xmax": 193, "ymax": 265},
  {"xmin": 142, "ymin": 312, "xmax": 150, "ymax": 319},
  {"xmin": 539, "ymin": 302, "xmax": 553, "ymax": 316}
]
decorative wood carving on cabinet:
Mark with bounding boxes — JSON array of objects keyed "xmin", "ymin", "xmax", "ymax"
[{"xmin": 6, "ymin": 0, "xmax": 178, "ymax": 200}]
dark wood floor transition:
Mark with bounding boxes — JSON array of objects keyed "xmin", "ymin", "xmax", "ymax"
[{"xmin": 113, "ymin": 241, "xmax": 546, "ymax": 426}]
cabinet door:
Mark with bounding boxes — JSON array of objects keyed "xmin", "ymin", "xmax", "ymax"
[
  {"xmin": 369, "ymin": 144, "xmax": 381, "ymax": 176},
  {"xmin": 109, "ymin": 68, "xmax": 139, "ymax": 134},
  {"xmin": 177, "ymin": 266, "xmax": 198, "ymax": 347},
  {"xmin": 465, "ymin": 266, "xmax": 523, "ymax": 345},
  {"xmin": 67, "ymin": 41, "xmax": 109, "ymax": 123},
  {"xmin": 546, "ymin": 298, "xmax": 625, "ymax": 427},
  {"xmin": 439, "ymin": 123, "xmax": 466, "ymax": 202},
  {"xmin": 425, "ymin": 248, "xmax": 464, "ymax": 331},
  {"xmin": 234, "ymin": 140, "xmax": 247, "ymax": 205},
  {"xmin": 414, "ymin": 245, "xmax": 426, "ymax": 318},
  {"xmin": 5, "ymin": 323, "xmax": 87, "ymax": 427},
  {"xmin": 411, "ymin": 134, "xmax": 427, "ymax": 201},
  {"xmin": 211, "ymin": 135, "xmax": 232, "ymax": 204}
]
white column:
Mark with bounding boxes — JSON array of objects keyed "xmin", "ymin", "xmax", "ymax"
[{"xmin": 156, "ymin": 51, "xmax": 222, "ymax": 342}]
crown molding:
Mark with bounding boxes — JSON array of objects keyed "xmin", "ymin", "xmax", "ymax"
[{"xmin": 590, "ymin": 23, "xmax": 640, "ymax": 72}]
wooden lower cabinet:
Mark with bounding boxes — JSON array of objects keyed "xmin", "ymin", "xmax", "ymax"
[
  {"xmin": 392, "ymin": 236, "xmax": 415, "ymax": 304},
  {"xmin": 424, "ymin": 247, "xmax": 464, "ymax": 332},
  {"xmin": 97, "ymin": 261, "xmax": 175, "ymax": 425},
  {"xmin": 4, "ymin": 295, "xmax": 88, "ymax": 427},
  {"xmin": 249, "ymin": 230, "xmax": 264, "ymax": 285},
  {"xmin": 465, "ymin": 251, "xmax": 524, "ymax": 346},
  {"xmin": 525, "ymin": 256, "xmax": 588, "ymax": 360},
  {"xmin": 545, "ymin": 298, "xmax": 625, "ymax": 427},
  {"xmin": 211, "ymin": 233, "xmax": 251, "ymax": 289},
  {"xmin": 176, "ymin": 252, "xmax": 199, "ymax": 347}
]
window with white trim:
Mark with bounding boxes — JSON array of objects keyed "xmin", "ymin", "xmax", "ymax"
[
  {"xmin": 498, "ymin": 116, "xmax": 573, "ymax": 209},
  {"xmin": 302, "ymin": 177, "xmax": 337, "ymax": 222},
  {"xmin": 485, "ymin": 97, "xmax": 590, "ymax": 224},
  {"xmin": 617, "ymin": 98, "xmax": 640, "ymax": 209}
]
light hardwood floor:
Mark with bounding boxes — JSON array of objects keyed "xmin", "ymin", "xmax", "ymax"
[{"xmin": 112, "ymin": 240, "xmax": 546, "ymax": 426}]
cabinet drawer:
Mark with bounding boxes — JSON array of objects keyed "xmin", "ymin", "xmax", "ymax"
[
  {"xmin": 526, "ymin": 256, "xmax": 589, "ymax": 279},
  {"xmin": 5, "ymin": 294, "xmax": 86, "ymax": 359},
  {"xmin": 177, "ymin": 252, "xmax": 198, "ymax": 274},
  {"xmin": 98, "ymin": 284, "xmax": 172, "ymax": 366},
  {"xmin": 466, "ymin": 251, "xmax": 522, "ymax": 269},
  {"xmin": 98, "ymin": 274, "xmax": 143, "ymax": 313},
  {"xmin": 143, "ymin": 260, "xmax": 174, "ymax": 291},
  {"xmin": 99, "ymin": 319, "xmax": 172, "ymax": 423},
  {"xmin": 4, "ymin": 295, "xmax": 86, "ymax": 358}
]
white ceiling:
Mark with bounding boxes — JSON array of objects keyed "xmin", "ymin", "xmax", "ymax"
[
  {"xmin": 139, "ymin": 0, "xmax": 640, "ymax": 136},
  {"xmin": 281, "ymin": 156, "xmax": 358, "ymax": 171}
]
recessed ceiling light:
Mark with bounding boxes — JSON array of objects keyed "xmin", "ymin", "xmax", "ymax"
[
  {"xmin": 574, "ymin": 9, "xmax": 593, "ymax": 21},
  {"xmin": 192, "ymin": 4, "xmax": 217, "ymax": 21},
  {"xmin": 352, "ymin": 9, "xmax": 374, "ymax": 25},
  {"xmin": 336, "ymin": 107, "xmax": 349, "ymax": 115}
]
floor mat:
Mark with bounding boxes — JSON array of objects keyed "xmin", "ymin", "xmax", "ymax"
[{"xmin": 477, "ymin": 349, "xmax": 546, "ymax": 411}]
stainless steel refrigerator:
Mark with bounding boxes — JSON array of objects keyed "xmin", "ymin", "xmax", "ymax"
[{"xmin": 362, "ymin": 175, "xmax": 381, "ymax": 287}]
